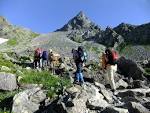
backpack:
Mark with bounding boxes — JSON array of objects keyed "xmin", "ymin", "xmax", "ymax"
[
  {"xmin": 34, "ymin": 48, "xmax": 42, "ymax": 58},
  {"xmin": 78, "ymin": 46, "xmax": 88, "ymax": 62},
  {"xmin": 111, "ymin": 50, "xmax": 119, "ymax": 63},
  {"xmin": 73, "ymin": 50, "xmax": 79, "ymax": 62},
  {"xmin": 42, "ymin": 51, "xmax": 48, "ymax": 60}
]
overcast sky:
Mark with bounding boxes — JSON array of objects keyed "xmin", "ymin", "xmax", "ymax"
[{"xmin": 0, "ymin": 0, "xmax": 150, "ymax": 33}]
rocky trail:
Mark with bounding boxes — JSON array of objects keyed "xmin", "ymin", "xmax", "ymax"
[{"xmin": 0, "ymin": 52, "xmax": 150, "ymax": 113}]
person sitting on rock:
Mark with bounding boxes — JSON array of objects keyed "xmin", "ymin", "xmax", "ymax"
[{"xmin": 104, "ymin": 48, "xmax": 119, "ymax": 92}]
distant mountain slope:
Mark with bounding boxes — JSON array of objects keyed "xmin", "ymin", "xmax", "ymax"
[
  {"xmin": 30, "ymin": 31, "xmax": 105, "ymax": 61},
  {"xmin": 0, "ymin": 16, "xmax": 39, "ymax": 52}
]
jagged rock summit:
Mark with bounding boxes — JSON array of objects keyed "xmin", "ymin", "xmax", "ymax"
[{"xmin": 57, "ymin": 11, "xmax": 100, "ymax": 31}]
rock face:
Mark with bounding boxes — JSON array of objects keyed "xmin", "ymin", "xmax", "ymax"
[
  {"xmin": 12, "ymin": 87, "xmax": 46, "ymax": 113},
  {"xmin": 114, "ymin": 22, "xmax": 150, "ymax": 44},
  {"xmin": 0, "ymin": 72, "xmax": 17, "ymax": 91},
  {"xmin": 117, "ymin": 57, "xmax": 145, "ymax": 80},
  {"xmin": 96, "ymin": 27, "xmax": 124, "ymax": 48},
  {"xmin": 57, "ymin": 11, "xmax": 101, "ymax": 42}
]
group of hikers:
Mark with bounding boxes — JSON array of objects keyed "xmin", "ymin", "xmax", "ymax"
[{"xmin": 33, "ymin": 46, "xmax": 119, "ymax": 92}]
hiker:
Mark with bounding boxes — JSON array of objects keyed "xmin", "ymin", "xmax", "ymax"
[
  {"xmin": 42, "ymin": 50, "xmax": 49, "ymax": 70},
  {"xmin": 103, "ymin": 48, "xmax": 119, "ymax": 92},
  {"xmin": 34, "ymin": 48, "xmax": 42, "ymax": 69},
  {"xmin": 72, "ymin": 46, "xmax": 87, "ymax": 85},
  {"xmin": 48, "ymin": 49, "xmax": 61, "ymax": 74}
]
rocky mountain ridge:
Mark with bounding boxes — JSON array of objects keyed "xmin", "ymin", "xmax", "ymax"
[{"xmin": 0, "ymin": 11, "xmax": 150, "ymax": 61}]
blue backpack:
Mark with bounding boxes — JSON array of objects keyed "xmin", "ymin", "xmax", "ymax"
[{"xmin": 42, "ymin": 51, "xmax": 48, "ymax": 60}]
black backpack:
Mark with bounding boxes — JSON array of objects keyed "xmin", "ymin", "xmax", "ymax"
[
  {"xmin": 42, "ymin": 51, "xmax": 48, "ymax": 60},
  {"xmin": 78, "ymin": 46, "xmax": 88, "ymax": 63}
]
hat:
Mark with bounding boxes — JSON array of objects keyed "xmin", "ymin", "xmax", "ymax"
[{"xmin": 49, "ymin": 49, "xmax": 52, "ymax": 52}]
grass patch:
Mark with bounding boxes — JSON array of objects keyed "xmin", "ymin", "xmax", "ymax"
[
  {"xmin": 7, "ymin": 38, "xmax": 17, "ymax": 46},
  {"xmin": 145, "ymin": 68, "xmax": 150, "ymax": 74},
  {"xmin": 20, "ymin": 70, "xmax": 71, "ymax": 98},
  {"xmin": 0, "ymin": 54, "xmax": 14, "ymax": 68}
]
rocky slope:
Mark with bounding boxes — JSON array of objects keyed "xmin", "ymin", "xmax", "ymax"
[{"xmin": 0, "ymin": 16, "xmax": 39, "ymax": 52}]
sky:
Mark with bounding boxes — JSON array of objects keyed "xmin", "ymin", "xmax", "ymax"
[{"xmin": 0, "ymin": 0, "xmax": 150, "ymax": 33}]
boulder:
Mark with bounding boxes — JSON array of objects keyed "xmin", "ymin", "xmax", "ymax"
[
  {"xmin": 102, "ymin": 106, "xmax": 129, "ymax": 113},
  {"xmin": 116, "ymin": 79, "xmax": 128, "ymax": 89},
  {"xmin": 0, "ymin": 72, "xmax": 17, "ymax": 91},
  {"xmin": 12, "ymin": 87, "xmax": 46, "ymax": 113},
  {"xmin": 100, "ymin": 88, "xmax": 113, "ymax": 103},
  {"xmin": 86, "ymin": 96, "xmax": 109, "ymax": 110},
  {"xmin": 57, "ymin": 82, "xmax": 108, "ymax": 113},
  {"xmin": 117, "ymin": 57, "xmax": 145, "ymax": 80},
  {"xmin": 125, "ymin": 102, "xmax": 150, "ymax": 113}
]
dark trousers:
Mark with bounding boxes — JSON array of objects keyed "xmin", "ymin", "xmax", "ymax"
[{"xmin": 75, "ymin": 63, "xmax": 84, "ymax": 82}]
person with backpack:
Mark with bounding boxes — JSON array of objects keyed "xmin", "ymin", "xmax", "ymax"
[
  {"xmin": 72, "ymin": 46, "xmax": 88, "ymax": 85},
  {"xmin": 34, "ymin": 48, "xmax": 42, "ymax": 69},
  {"xmin": 104, "ymin": 48, "xmax": 119, "ymax": 92},
  {"xmin": 42, "ymin": 50, "xmax": 49, "ymax": 70}
]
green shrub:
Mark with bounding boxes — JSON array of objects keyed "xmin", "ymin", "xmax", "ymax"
[
  {"xmin": 0, "ymin": 54, "xmax": 14, "ymax": 68},
  {"xmin": 7, "ymin": 38, "xmax": 17, "ymax": 46},
  {"xmin": 20, "ymin": 70, "xmax": 71, "ymax": 98}
]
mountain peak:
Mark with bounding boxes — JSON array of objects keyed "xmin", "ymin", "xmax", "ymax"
[
  {"xmin": 76, "ymin": 11, "xmax": 86, "ymax": 18},
  {"xmin": 57, "ymin": 11, "xmax": 96, "ymax": 31}
]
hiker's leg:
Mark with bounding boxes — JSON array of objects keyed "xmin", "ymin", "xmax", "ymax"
[
  {"xmin": 79, "ymin": 72, "xmax": 84, "ymax": 83},
  {"xmin": 76, "ymin": 72, "xmax": 80, "ymax": 82},
  {"xmin": 109, "ymin": 65, "xmax": 116, "ymax": 90},
  {"xmin": 105, "ymin": 66, "xmax": 110, "ymax": 84}
]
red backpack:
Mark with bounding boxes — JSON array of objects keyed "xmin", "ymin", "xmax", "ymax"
[
  {"xmin": 34, "ymin": 48, "xmax": 42, "ymax": 58},
  {"xmin": 111, "ymin": 50, "xmax": 119, "ymax": 61}
]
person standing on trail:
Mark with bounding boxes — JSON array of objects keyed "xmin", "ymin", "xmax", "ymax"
[
  {"xmin": 42, "ymin": 50, "xmax": 49, "ymax": 70},
  {"xmin": 72, "ymin": 46, "xmax": 88, "ymax": 85},
  {"xmin": 34, "ymin": 48, "xmax": 42, "ymax": 69},
  {"xmin": 104, "ymin": 48, "xmax": 119, "ymax": 92}
]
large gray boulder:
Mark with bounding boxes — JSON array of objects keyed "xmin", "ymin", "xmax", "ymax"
[
  {"xmin": 0, "ymin": 72, "xmax": 17, "ymax": 91},
  {"xmin": 117, "ymin": 57, "xmax": 145, "ymax": 80},
  {"xmin": 57, "ymin": 82, "xmax": 109, "ymax": 113},
  {"xmin": 86, "ymin": 96, "xmax": 109, "ymax": 110},
  {"xmin": 12, "ymin": 87, "xmax": 46, "ymax": 113}
]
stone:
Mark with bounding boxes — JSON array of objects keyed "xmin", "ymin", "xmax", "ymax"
[
  {"xmin": 86, "ymin": 96, "xmax": 109, "ymax": 110},
  {"xmin": 117, "ymin": 57, "xmax": 145, "ymax": 80},
  {"xmin": 116, "ymin": 79, "xmax": 128, "ymax": 89},
  {"xmin": 100, "ymin": 88, "xmax": 113, "ymax": 103},
  {"xmin": 0, "ymin": 72, "xmax": 17, "ymax": 91},
  {"xmin": 102, "ymin": 106, "xmax": 129, "ymax": 113},
  {"xmin": 12, "ymin": 87, "xmax": 46, "ymax": 113},
  {"xmin": 125, "ymin": 102, "xmax": 150, "ymax": 113}
]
